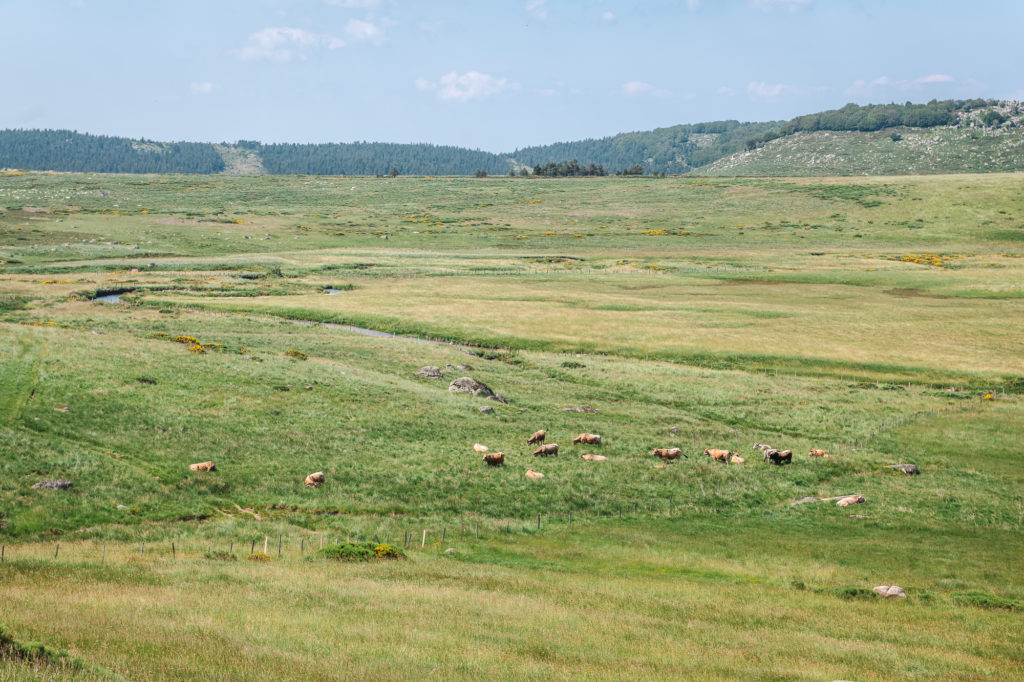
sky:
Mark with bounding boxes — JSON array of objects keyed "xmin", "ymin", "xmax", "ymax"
[{"xmin": 2, "ymin": 0, "xmax": 1022, "ymax": 152}]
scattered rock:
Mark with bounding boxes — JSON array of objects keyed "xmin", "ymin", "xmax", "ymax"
[
  {"xmin": 478, "ymin": 405, "xmax": 494, "ymax": 414},
  {"xmin": 116, "ymin": 504, "xmax": 129, "ymax": 510},
  {"xmin": 792, "ymin": 496, "xmax": 821, "ymax": 505},
  {"xmin": 450, "ymin": 377, "xmax": 493, "ymax": 396},
  {"xmin": 669, "ymin": 426, "xmax": 680, "ymax": 434},
  {"xmin": 888, "ymin": 463, "xmax": 920, "ymax": 475},
  {"xmin": 849, "ymin": 514, "xmax": 869, "ymax": 519},
  {"xmin": 445, "ymin": 364, "xmax": 456, "ymax": 370},
  {"xmin": 563, "ymin": 405, "xmax": 598, "ymax": 413},
  {"xmin": 443, "ymin": 548, "xmax": 456, "ymax": 554},
  {"xmin": 873, "ymin": 585, "xmax": 906, "ymax": 598},
  {"xmin": 457, "ymin": 364, "xmax": 473, "ymax": 371},
  {"xmin": 415, "ymin": 366, "xmax": 444, "ymax": 378},
  {"xmin": 32, "ymin": 479, "xmax": 73, "ymax": 490},
  {"xmin": 490, "ymin": 394, "xmax": 509, "ymax": 404}
]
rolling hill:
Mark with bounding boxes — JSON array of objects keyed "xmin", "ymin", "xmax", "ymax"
[{"xmin": 1, "ymin": 100, "xmax": 1020, "ymax": 176}]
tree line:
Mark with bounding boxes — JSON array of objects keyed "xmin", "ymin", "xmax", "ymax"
[
  {"xmin": 744, "ymin": 99, "xmax": 1006, "ymax": 150},
  {"xmin": 0, "ymin": 129, "xmax": 224, "ymax": 174}
]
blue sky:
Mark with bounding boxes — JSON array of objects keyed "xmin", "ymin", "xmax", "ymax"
[{"xmin": 3, "ymin": 0, "xmax": 1021, "ymax": 152}]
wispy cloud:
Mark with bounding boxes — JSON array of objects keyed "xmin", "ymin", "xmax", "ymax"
[
  {"xmin": 622, "ymin": 81, "xmax": 671, "ymax": 97},
  {"xmin": 345, "ymin": 18, "xmax": 382, "ymax": 43},
  {"xmin": 747, "ymin": 81, "xmax": 793, "ymax": 97},
  {"xmin": 325, "ymin": 0, "xmax": 380, "ymax": 7},
  {"xmin": 917, "ymin": 73, "xmax": 954, "ymax": 84},
  {"xmin": 416, "ymin": 71, "xmax": 519, "ymax": 102},
  {"xmin": 526, "ymin": 0, "xmax": 547, "ymax": 20},
  {"xmin": 602, "ymin": 11, "xmax": 615, "ymax": 21},
  {"xmin": 237, "ymin": 27, "xmax": 344, "ymax": 61},
  {"xmin": 749, "ymin": 0, "xmax": 811, "ymax": 11},
  {"xmin": 686, "ymin": 0, "xmax": 701, "ymax": 9},
  {"xmin": 717, "ymin": 85, "xmax": 736, "ymax": 96},
  {"xmin": 189, "ymin": 82, "xmax": 215, "ymax": 95},
  {"xmin": 845, "ymin": 73, "xmax": 956, "ymax": 96}
]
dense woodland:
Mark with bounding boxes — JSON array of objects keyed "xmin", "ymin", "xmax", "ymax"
[
  {"xmin": 0, "ymin": 130, "xmax": 224, "ymax": 174},
  {"xmin": 0, "ymin": 100, "xmax": 1016, "ymax": 176}
]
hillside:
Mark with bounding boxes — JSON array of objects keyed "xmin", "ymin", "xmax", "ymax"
[
  {"xmin": 700, "ymin": 101, "xmax": 1024, "ymax": 176},
  {"xmin": 1, "ymin": 100, "xmax": 1021, "ymax": 176}
]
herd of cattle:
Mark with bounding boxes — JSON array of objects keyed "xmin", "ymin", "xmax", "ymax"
[
  {"xmin": 470, "ymin": 430, "xmax": 833, "ymax": 478},
  {"xmin": 186, "ymin": 432, "xmax": 833, "ymax": 487}
]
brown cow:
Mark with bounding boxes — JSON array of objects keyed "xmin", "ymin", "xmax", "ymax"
[
  {"xmin": 580, "ymin": 453, "xmax": 607, "ymax": 461},
  {"xmin": 473, "ymin": 443, "xmax": 489, "ymax": 453},
  {"xmin": 652, "ymin": 448, "xmax": 684, "ymax": 461},
  {"xmin": 482, "ymin": 452, "xmax": 504, "ymax": 467},
  {"xmin": 729, "ymin": 454, "xmax": 745, "ymax": 464},
  {"xmin": 704, "ymin": 448, "xmax": 730, "ymax": 463},
  {"xmin": 572, "ymin": 433, "xmax": 602, "ymax": 446},
  {"xmin": 304, "ymin": 471, "xmax": 325, "ymax": 487},
  {"xmin": 836, "ymin": 494, "xmax": 865, "ymax": 507},
  {"xmin": 189, "ymin": 461, "xmax": 216, "ymax": 472},
  {"xmin": 532, "ymin": 443, "xmax": 559, "ymax": 456},
  {"xmin": 808, "ymin": 448, "xmax": 831, "ymax": 458},
  {"xmin": 525, "ymin": 468, "xmax": 544, "ymax": 479},
  {"xmin": 526, "ymin": 430, "xmax": 546, "ymax": 444}
]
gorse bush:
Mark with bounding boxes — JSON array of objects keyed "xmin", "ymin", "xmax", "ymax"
[{"xmin": 315, "ymin": 542, "xmax": 405, "ymax": 562}]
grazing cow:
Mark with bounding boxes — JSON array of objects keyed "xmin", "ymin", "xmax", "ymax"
[
  {"xmin": 572, "ymin": 433, "xmax": 602, "ymax": 446},
  {"xmin": 763, "ymin": 449, "xmax": 792, "ymax": 465},
  {"xmin": 305, "ymin": 471, "xmax": 325, "ymax": 487},
  {"xmin": 525, "ymin": 468, "xmax": 544, "ymax": 479},
  {"xmin": 651, "ymin": 448, "xmax": 684, "ymax": 461},
  {"xmin": 473, "ymin": 443, "xmax": 489, "ymax": 453},
  {"xmin": 482, "ymin": 452, "xmax": 504, "ymax": 467},
  {"xmin": 704, "ymin": 448, "xmax": 730, "ymax": 463},
  {"xmin": 580, "ymin": 453, "xmax": 607, "ymax": 461},
  {"xmin": 532, "ymin": 443, "xmax": 559, "ymax": 457},
  {"xmin": 527, "ymin": 430, "xmax": 547, "ymax": 444},
  {"xmin": 189, "ymin": 461, "xmax": 216, "ymax": 472}
]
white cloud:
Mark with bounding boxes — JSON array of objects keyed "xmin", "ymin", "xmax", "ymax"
[
  {"xmin": 622, "ymin": 81, "xmax": 671, "ymax": 97},
  {"xmin": 417, "ymin": 71, "xmax": 518, "ymax": 102},
  {"xmin": 717, "ymin": 85, "xmax": 736, "ymax": 95},
  {"xmin": 189, "ymin": 82, "xmax": 214, "ymax": 95},
  {"xmin": 602, "ymin": 11, "xmax": 615, "ymax": 21},
  {"xmin": 238, "ymin": 27, "xmax": 344, "ymax": 61},
  {"xmin": 686, "ymin": 0, "xmax": 701, "ymax": 9},
  {"xmin": 845, "ymin": 73, "xmax": 956, "ymax": 96},
  {"xmin": 917, "ymin": 73, "xmax": 954, "ymax": 84},
  {"xmin": 749, "ymin": 0, "xmax": 811, "ymax": 11},
  {"xmin": 345, "ymin": 18, "xmax": 382, "ymax": 42},
  {"xmin": 748, "ymin": 81, "xmax": 791, "ymax": 97},
  {"xmin": 526, "ymin": 0, "xmax": 547, "ymax": 20}
]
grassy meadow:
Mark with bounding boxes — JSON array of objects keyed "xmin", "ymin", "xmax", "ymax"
[{"xmin": 1, "ymin": 171, "xmax": 1022, "ymax": 680}]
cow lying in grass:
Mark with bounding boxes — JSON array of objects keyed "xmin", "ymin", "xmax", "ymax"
[
  {"xmin": 652, "ymin": 448, "xmax": 684, "ymax": 461},
  {"xmin": 189, "ymin": 461, "xmax": 216, "ymax": 472},
  {"xmin": 808, "ymin": 448, "xmax": 832, "ymax": 459},
  {"xmin": 305, "ymin": 471, "xmax": 325, "ymax": 487},
  {"xmin": 580, "ymin": 453, "xmax": 607, "ymax": 461},
  {"xmin": 572, "ymin": 433, "xmax": 602, "ymax": 445}
]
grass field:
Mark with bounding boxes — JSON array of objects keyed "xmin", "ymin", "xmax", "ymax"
[{"xmin": 1, "ymin": 172, "xmax": 1022, "ymax": 680}]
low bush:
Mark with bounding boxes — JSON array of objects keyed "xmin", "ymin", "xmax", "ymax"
[{"xmin": 315, "ymin": 542, "xmax": 405, "ymax": 562}]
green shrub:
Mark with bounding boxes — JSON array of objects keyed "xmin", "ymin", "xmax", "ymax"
[
  {"xmin": 832, "ymin": 586, "xmax": 875, "ymax": 600},
  {"xmin": 247, "ymin": 552, "xmax": 271, "ymax": 562},
  {"xmin": 284, "ymin": 349, "xmax": 308, "ymax": 361},
  {"xmin": 315, "ymin": 541, "xmax": 405, "ymax": 562}
]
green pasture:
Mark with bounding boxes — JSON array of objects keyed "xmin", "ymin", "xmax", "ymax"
[{"xmin": 0, "ymin": 172, "xmax": 1021, "ymax": 679}]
